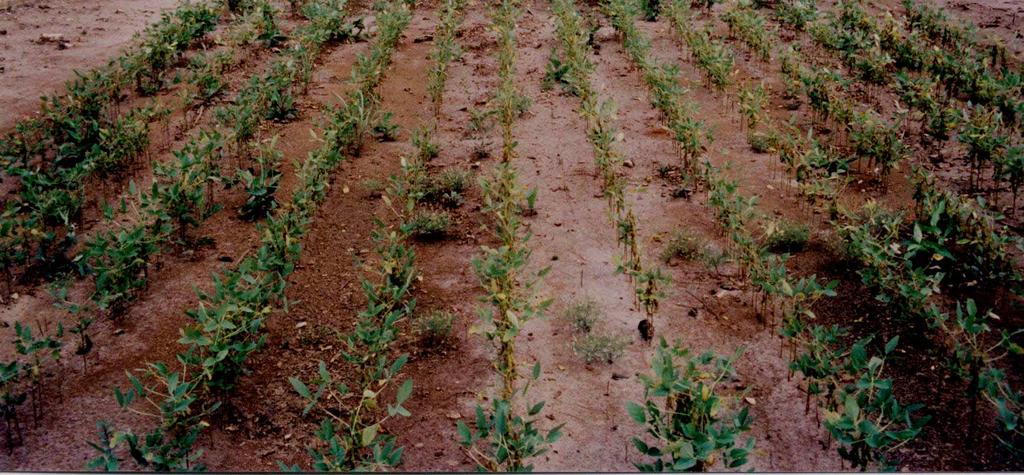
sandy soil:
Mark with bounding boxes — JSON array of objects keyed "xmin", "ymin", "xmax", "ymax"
[{"xmin": 0, "ymin": 0, "xmax": 186, "ymax": 131}]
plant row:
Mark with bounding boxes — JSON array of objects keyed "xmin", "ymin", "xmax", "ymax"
[
  {"xmin": 0, "ymin": 0, "xmax": 290, "ymax": 454},
  {"xmin": 284, "ymin": 0, "xmax": 487, "ymax": 465},
  {"xmin": 800, "ymin": 0, "xmax": 1023, "ymax": 202},
  {"xmin": 554, "ymin": 0, "xmax": 761, "ymax": 470},
  {"xmin": 741, "ymin": 11, "xmax": 1024, "ymax": 460},
  {"xmin": 83, "ymin": 0, "xmax": 405, "ymax": 470},
  {"xmin": 837, "ymin": 176, "xmax": 1024, "ymax": 457},
  {"xmin": 603, "ymin": 0, "xmax": 710, "ymax": 175},
  {"xmin": 648, "ymin": 0, "xmax": 930, "ymax": 468},
  {"xmin": 701, "ymin": 160, "xmax": 928, "ymax": 470},
  {"xmin": 0, "ymin": 0, "xmax": 317, "ymax": 300},
  {"xmin": 455, "ymin": 1, "xmax": 561, "ymax": 470},
  {"xmin": 0, "ymin": 1, "xmax": 226, "ymax": 293},
  {"xmin": 549, "ymin": 0, "xmax": 668, "ymax": 342},
  {"xmin": 66, "ymin": 0, "xmax": 366, "ymax": 330},
  {"xmin": 427, "ymin": 0, "xmax": 468, "ymax": 117}
]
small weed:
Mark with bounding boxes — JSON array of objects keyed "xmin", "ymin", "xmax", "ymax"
[
  {"xmin": 362, "ymin": 178, "xmax": 385, "ymax": 198},
  {"xmin": 412, "ymin": 127, "xmax": 439, "ymax": 161},
  {"xmin": 467, "ymin": 108, "xmax": 494, "ymax": 159},
  {"xmin": 373, "ymin": 111, "xmax": 399, "ymax": 142},
  {"xmin": 521, "ymin": 188, "xmax": 538, "ymax": 216},
  {"xmin": 660, "ymin": 230, "xmax": 703, "ymax": 263},
  {"xmin": 408, "ymin": 210, "xmax": 450, "ymax": 239},
  {"xmin": 562, "ymin": 298, "xmax": 602, "ymax": 333},
  {"xmin": 748, "ymin": 130, "xmax": 778, "ymax": 153},
  {"xmin": 700, "ymin": 244, "xmax": 729, "ymax": 273},
  {"xmin": 764, "ymin": 220, "xmax": 809, "ymax": 253},
  {"xmin": 417, "ymin": 169, "xmax": 470, "ymax": 208},
  {"xmin": 415, "ymin": 310, "xmax": 455, "ymax": 348},
  {"xmin": 656, "ymin": 164, "xmax": 680, "ymax": 180},
  {"xmin": 472, "ymin": 143, "xmax": 490, "ymax": 160},
  {"xmin": 573, "ymin": 333, "xmax": 628, "ymax": 364}
]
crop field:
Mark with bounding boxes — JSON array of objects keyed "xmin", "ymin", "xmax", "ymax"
[{"xmin": 0, "ymin": 0, "xmax": 1022, "ymax": 471}]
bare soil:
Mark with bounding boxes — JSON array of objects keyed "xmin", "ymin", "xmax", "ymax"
[{"xmin": 0, "ymin": 0, "xmax": 1021, "ymax": 471}]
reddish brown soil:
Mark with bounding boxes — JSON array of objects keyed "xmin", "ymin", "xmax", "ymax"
[{"xmin": 0, "ymin": 0, "xmax": 1022, "ymax": 472}]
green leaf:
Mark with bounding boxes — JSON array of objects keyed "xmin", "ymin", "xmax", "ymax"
[
  {"xmin": 626, "ymin": 402, "xmax": 646, "ymax": 424},
  {"xmin": 844, "ymin": 396, "xmax": 860, "ymax": 420},
  {"xmin": 546, "ymin": 423, "xmax": 564, "ymax": 443},
  {"xmin": 631, "ymin": 437, "xmax": 649, "ymax": 455},
  {"xmin": 361, "ymin": 424, "xmax": 379, "ymax": 447},
  {"xmin": 456, "ymin": 421, "xmax": 472, "ymax": 445},
  {"xmin": 395, "ymin": 378, "xmax": 413, "ymax": 405},
  {"xmin": 885, "ymin": 335, "xmax": 899, "ymax": 355},
  {"xmin": 289, "ymin": 377, "xmax": 312, "ymax": 400}
]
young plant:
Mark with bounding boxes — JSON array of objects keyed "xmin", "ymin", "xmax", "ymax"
[
  {"xmin": 823, "ymin": 337, "xmax": 929, "ymax": 471},
  {"xmin": 849, "ymin": 111, "xmax": 906, "ymax": 181},
  {"xmin": 255, "ymin": 2, "xmax": 287, "ymax": 47},
  {"xmin": 457, "ymin": 2, "xmax": 562, "ymax": 469},
  {"xmin": 77, "ymin": 224, "xmax": 157, "ymax": 316},
  {"xmin": 627, "ymin": 339, "xmax": 755, "ymax": 471},
  {"xmin": 143, "ymin": 132, "xmax": 224, "ymax": 244},
  {"xmin": 237, "ymin": 138, "xmax": 283, "ymax": 221},
  {"xmin": 722, "ymin": 4, "xmax": 773, "ymax": 61},
  {"xmin": 738, "ymin": 82, "xmax": 768, "ymax": 129}
]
